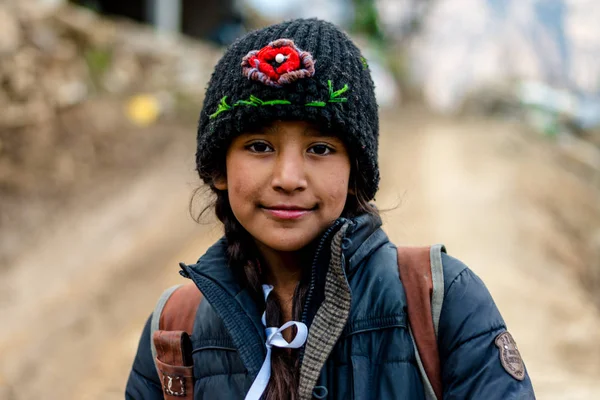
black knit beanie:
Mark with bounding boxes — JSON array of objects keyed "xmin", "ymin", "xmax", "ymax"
[{"xmin": 196, "ymin": 18, "xmax": 380, "ymax": 200}]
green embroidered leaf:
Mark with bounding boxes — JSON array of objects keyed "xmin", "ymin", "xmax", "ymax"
[
  {"xmin": 332, "ymin": 84, "xmax": 349, "ymax": 99},
  {"xmin": 209, "ymin": 96, "xmax": 232, "ymax": 119},
  {"xmin": 249, "ymin": 95, "xmax": 263, "ymax": 105},
  {"xmin": 327, "ymin": 80, "xmax": 334, "ymax": 97},
  {"xmin": 360, "ymin": 56, "xmax": 369, "ymax": 70},
  {"xmin": 322, "ymin": 81, "xmax": 348, "ymax": 103}
]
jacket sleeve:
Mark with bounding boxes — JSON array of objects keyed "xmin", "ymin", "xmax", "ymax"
[
  {"xmin": 438, "ymin": 254, "xmax": 536, "ymax": 399},
  {"xmin": 125, "ymin": 314, "xmax": 164, "ymax": 400}
]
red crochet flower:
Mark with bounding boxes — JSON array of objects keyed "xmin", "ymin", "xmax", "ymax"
[{"xmin": 241, "ymin": 39, "xmax": 315, "ymax": 88}]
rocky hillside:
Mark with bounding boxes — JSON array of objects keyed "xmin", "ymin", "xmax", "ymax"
[{"xmin": 0, "ymin": 0, "xmax": 221, "ymax": 267}]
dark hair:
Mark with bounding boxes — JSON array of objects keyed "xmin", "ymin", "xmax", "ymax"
[{"xmin": 192, "ymin": 155, "xmax": 377, "ymax": 399}]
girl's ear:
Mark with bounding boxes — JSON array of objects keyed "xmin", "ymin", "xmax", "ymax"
[
  {"xmin": 213, "ymin": 176, "xmax": 228, "ymax": 191},
  {"xmin": 348, "ymin": 180, "xmax": 356, "ymax": 195}
]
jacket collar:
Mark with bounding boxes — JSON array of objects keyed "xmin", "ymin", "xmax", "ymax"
[
  {"xmin": 181, "ymin": 238, "xmax": 267, "ymax": 378},
  {"xmin": 339, "ymin": 212, "xmax": 388, "ymax": 273},
  {"xmin": 179, "ymin": 212, "xmax": 388, "ymax": 379}
]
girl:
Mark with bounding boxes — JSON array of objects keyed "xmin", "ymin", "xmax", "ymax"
[{"xmin": 126, "ymin": 19, "xmax": 535, "ymax": 399}]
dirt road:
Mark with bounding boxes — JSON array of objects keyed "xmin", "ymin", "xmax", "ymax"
[{"xmin": 1, "ymin": 111, "xmax": 599, "ymax": 399}]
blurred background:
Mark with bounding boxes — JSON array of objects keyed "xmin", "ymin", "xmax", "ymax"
[{"xmin": 1, "ymin": 0, "xmax": 599, "ymax": 398}]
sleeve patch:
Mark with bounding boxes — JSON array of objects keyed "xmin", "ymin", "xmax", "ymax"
[{"xmin": 495, "ymin": 331, "xmax": 525, "ymax": 381}]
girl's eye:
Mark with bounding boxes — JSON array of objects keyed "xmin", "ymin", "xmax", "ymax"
[
  {"xmin": 308, "ymin": 144, "xmax": 333, "ymax": 155},
  {"xmin": 247, "ymin": 142, "xmax": 274, "ymax": 153}
]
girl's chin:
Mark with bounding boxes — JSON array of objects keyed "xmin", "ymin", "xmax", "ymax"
[{"xmin": 255, "ymin": 232, "xmax": 318, "ymax": 253}]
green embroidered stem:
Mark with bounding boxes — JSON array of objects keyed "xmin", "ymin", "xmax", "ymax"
[
  {"xmin": 305, "ymin": 101, "xmax": 327, "ymax": 107},
  {"xmin": 209, "ymin": 82, "xmax": 349, "ymax": 117},
  {"xmin": 235, "ymin": 100, "xmax": 259, "ymax": 106},
  {"xmin": 209, "ymin": 96, "xmax": 232, "ymax": 119},
  {"xmin": 262, "ymin": 99, "xmax": 292, "ymax": 105},
  {"xmin": 234, "ymin": 95, "xmax": 291, "ymax": 107}
]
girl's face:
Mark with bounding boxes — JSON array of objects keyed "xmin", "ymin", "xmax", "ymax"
[{"xmin": 214, "ymin": 120, "xmax": 351, "ymax": 252}]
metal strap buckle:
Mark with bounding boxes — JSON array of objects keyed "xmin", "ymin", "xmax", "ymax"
[{"xmin": 163, "ymin": 374, "xmax": 186, "ymax": 397}]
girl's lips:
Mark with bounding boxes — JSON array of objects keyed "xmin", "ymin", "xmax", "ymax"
[{"xmin": 263, "ymin": 207, "xmax": 313, "ymax": 220}]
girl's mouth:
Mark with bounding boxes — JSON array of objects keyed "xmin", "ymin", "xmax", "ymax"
[{"xmin": 261, "ymin": 204, "xmax": 316, "ymax": 220}]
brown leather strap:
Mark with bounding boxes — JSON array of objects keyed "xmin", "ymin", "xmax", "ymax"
[
  {"xmin": 397, "ymin": 246, "xmax": 443, "ymax": 400},
  {"xmin": 153, "ymin": 283, "xmax": 203, "ymax": 399},
  {"xmin": 159, "ymin": 282, "xmax": 203, "ymax": 333},
  {"xmin": 153, "ymin": 330, "xmax": 195, "ymax": 399}
]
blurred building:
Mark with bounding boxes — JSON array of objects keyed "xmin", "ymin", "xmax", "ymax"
[
  {"xmin": 70, "ymin": 0, "xmax": 245, "ymax": 45},
  {"xmin": 402, "ymin": 0, "xmax": 600, "ymax": 115},
  {"xmin": 245, "ymin": 0, "xmax": 353, "ymax": 26}
]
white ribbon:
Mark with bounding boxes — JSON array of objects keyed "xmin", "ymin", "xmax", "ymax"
[{"xmin": 245, "ymin": 285, "xmax": 308, "ymax": 400}]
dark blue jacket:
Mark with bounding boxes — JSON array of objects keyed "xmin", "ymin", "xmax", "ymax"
[{"xmin": 126, "ymin": 214, "xmax": 535, "ymax": 399}]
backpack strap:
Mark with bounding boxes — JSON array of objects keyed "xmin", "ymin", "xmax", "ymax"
[
  {"xmin": 150, "ymin": 284, "xmax": 183, "ymax": 362},
  {"xmin": 150, "ymin": 283, "xmax": 203, "ymax": 399},
  {"xmin": 397, "ymin": 244, "xmax": 446, "ymax": 400}
]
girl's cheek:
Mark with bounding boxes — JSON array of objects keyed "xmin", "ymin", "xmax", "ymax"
[
  {"xmin": 323, "ymin": 177, "xmax": 348, "ymax": 201},
  {"xmin": 230, "ymin": 179, "xmax": 250, "ymax": 197},
  {"xmin": 228, "ymin": 156, "xmax": 254, "ymax": 183}
]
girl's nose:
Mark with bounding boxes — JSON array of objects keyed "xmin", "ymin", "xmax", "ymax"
[{"xmin": 271, "ymin": 151, "xmax": 307, "ymax": 193}]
